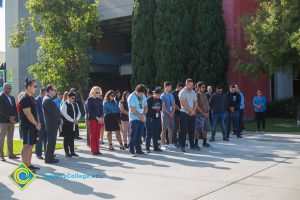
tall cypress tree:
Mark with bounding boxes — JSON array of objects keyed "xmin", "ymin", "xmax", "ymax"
[
  {"xmin": 190, "ymin": 0, "xmax": 228, "ymax": 86},
  {"xmin": 154, "ymin": 0, "xmax": 188, "ymax": 86},
  {"xmin": 131, "ymin": 0, "xmax": 156, "ymax": 88}
]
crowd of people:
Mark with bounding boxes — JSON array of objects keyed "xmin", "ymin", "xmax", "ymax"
[{"xmin": 0, "ymin": 78, "xmax": 268, "ymax": 172}]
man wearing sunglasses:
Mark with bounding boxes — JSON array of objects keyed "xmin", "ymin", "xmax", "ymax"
[
  {"xmin": 0, "ymin": 83, "xmax": 19, "ymax": 161},
  {"xmin": 209, "ymin": 85, "xmax": 228, "ymax": 141},
  {"xmin": 43, "ymin": 85, "xmax": 61, "ymax": 164}
]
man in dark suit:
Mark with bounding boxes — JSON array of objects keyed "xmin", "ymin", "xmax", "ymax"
[
  {"xmin": 43, "ymin": 85, "xmax": 61, "ymax": 163},
  {"xmin": 0, "ymin": 83, "xmax": 19, "ymax": 161}
]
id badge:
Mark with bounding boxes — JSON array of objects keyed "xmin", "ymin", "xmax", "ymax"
[
  {"xmin": 139, "ymin": 108, "xmax": 144, "ymax": 114},
  {"xmin": 156, "ymin": 113, "xmax": 159, "ymax": 118}
]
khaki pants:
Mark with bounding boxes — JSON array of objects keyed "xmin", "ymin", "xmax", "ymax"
[{"xmin": 0, "ymin": 123, "xmax": 15, "ymax": 158}]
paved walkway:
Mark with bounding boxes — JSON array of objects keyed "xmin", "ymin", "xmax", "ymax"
[{"xmin": 1, "ymin": 131, "xmax": 300, "ymax": 200}]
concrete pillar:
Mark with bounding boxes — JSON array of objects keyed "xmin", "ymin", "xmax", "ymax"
[{"xmin": 274, "ymin": 71, "xmax": 293, "ymax": 100}]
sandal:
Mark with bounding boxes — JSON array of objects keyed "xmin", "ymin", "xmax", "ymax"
[{"xmin": 109, "ymin": 144, "xmax": 115, "ymax": 151}]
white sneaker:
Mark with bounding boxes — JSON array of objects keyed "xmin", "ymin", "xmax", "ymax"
[
  {"xmin": 169, "ymin": 144, "xmax": 177, "ymax": 149},
  {"xmin": 161, "ymin": 145, "xmax": 167, "ymax": 150}
]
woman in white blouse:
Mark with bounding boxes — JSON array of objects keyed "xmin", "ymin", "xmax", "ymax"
[{"xmin": 60, "ymin": 91, "xmax": 81, "ymax": 157}]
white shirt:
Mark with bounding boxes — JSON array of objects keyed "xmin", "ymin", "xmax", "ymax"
[{"xmin": 60, "ymin": 101, "xmax": 81, "ymax": 131}]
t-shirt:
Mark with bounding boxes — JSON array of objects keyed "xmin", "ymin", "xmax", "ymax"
[
  {"xmin": 146, "ymin": 97, "xmax": 162, "ymax": 119},
  {"xmin": 178, "ymin": 87, "xmax": 197, "ymax": 114},
  {"xmin": 197, "ymin": 93, "xmax": 209, "ymax": 114},
  {"xmin": 128, "ymin": 92, "xmax": 147, "ymax": 121},
  {"xmin": 161, "ymin": 92, "xmax": 175, "ymax": 115},
  {"xmin": 20, "ymin": 95, "xmax": 38, "ymax": 131},
  {"xmin": 171, "ymin": 90, "xmax": 181, "ymax": 115}
]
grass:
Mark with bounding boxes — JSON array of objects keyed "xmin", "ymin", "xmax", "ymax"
[
  {"xmin": 244, "ymin": 118, "xmax": 300, "ymax": 133},
  {"xmin": 79, "ymin": 118, "xmax": 300, "ymax": 133},
  {"xmin": 3, "ymin": 140, "xmax": 64, "ymax": 157}
]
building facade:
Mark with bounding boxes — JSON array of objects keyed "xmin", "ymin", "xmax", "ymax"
[{"xmin": 5, "ymin": 0, "xmax": 296, "ymax": 117}]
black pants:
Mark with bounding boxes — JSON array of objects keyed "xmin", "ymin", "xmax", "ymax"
[
  {"xmin": 255, "ymin": 112, "xmax": 266, "ymax": 130},
  {"xmin": 64, "ymin": 133, "xmax": 75, "ymax": 154},
  {"xmin": 45, "ymin": 129, "xmax": 58, "ymax": 162},
  {"xmin": 179, "ymin": 112, "xmax": 195, "ymax": 148},
  {"xmin": 239, "ymin": 109, "xmax": 245, "ymax": 133},
  {"xmin": 75, "ymin": 124, "xmax": 79, "ymax": 137}
]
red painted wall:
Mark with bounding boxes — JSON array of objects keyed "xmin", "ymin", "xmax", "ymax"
[{"xmin": 222, "ymin": 0, "xmax": 270, "ymax": 117}]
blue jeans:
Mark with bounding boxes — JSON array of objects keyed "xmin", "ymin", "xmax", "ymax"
[
  {"xmin": 145, "ymin": 116, "xmax": 160, "ymax": 150},
  {"xmin": 179, "ymin": 112, "xmax": 195, "ymax": 148},
  {"xmin": 226, "ymin": 111, "xmax": 240, "ymax": 137},
  {"xmin": 129, "ymin": 120, "xmax": 144, "ymax": 154},
  {"xmin": 35, "ymin": 124, "xmax": 47, "ymax": 157},
  {"xmin": 211, "ymin": 112, "xmax": 227, "ymax": 138}
]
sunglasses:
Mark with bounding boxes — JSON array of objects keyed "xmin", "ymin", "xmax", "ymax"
[
  {"xmin": 96, "ymin": 92, "xmax": 100, "ymax": 94},
  {"xmin": 33, "ymin": 85, "xmax": 37, "ymax": 88},
  {"xmin": 111, "ymin": 95, "xmax": 116, "ymax": 98}
]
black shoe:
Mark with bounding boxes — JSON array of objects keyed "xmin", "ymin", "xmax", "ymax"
[
  {"xmin": 28, "ymin": 165, "xmax": 40, "ymax": 171},
  {"xmin": 92, "ymin": 152, "xmax": 102, "ymax": 155},
  {"xmin": 0, "ymin": 157, "xmax": 6, "ymax": 162},
  {"xmin": 65, "ymin": 153, "xmax": 72, "ymax": 157},
  {"xmin": 9, "ymin": 155, "xmax": 20, "ymax": 159},
  {"xmin": 75, "ymin": 136, "xmax": 83, "ymax": 140},
  {"xmin": 45, "ymin": 159, "xmax": 59, "ymax": 164},
  {"xmin": 181, "ymin": 147, "xmax": 186, "ymax": 152},
  {"xmin": 124, "ymin": 144, "xmax": 129, "ymax": 149},
  {"xmin": 203, "ymin": 143, "xmax": 211, "ymax": 148},
  {"xmin": 146, "ymin": 148, "xmax": 151, "ymax": 153},
  {"xmin": 120, "ymin": 145, "xmax": 126, "ymax": 150},
  {"xmin": 191, "ymin": 146, "xmax": 201, "ymax": 151},
  {"xmin": 237, "ymin": 135, "xmax": 243, "ymax": 138},
  {"xmin": 154, "ymin": 148, "xmax": 163, "ymax": 152},
  {"xmin": 209, "ymin": 137, "xmax": 215, "ymax": 142},
  {"xmin": 136, "ymin": 150, "xmax": 145, "ymax": 155},
  {"xmin": 223, "ymin": 137, "xmax": 229, "ymax": 141},
  {"xmin": 71, "ymin": 153, "xmax": 79, "ymax": 157},
  {"xmin": 37, "ymin": 155, "xmax": 44, "ymax": 160}
]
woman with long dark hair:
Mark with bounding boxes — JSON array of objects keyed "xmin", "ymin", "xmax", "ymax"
[
  {"xmin": 119, "ymin": 91, "xmax": 130, "ymax": 148},
  {"xmin": 103, "ymin": 90, "xmax": 125, "ymax": 150}
]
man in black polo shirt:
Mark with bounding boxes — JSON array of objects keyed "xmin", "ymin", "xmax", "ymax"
[
  {"xmin": 145, "ymin": 88, "xmax": 163, "ymax": 153},
  {"xmin": 20, "ymin": 78, "xmax": 41, "ymax": 172}
]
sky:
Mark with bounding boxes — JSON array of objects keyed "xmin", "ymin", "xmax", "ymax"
[{"xmin": 0, "ymin": 0, "xmax": 5, "ymax": 52}]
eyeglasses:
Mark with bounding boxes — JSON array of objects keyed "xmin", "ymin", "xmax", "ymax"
[
  {"xmin": 111, "ymin": 95, "xmax": 116, "ymax": 98},
  {"xmin": 96, "ymin": 92, "xmax": 100, "ymax": 94}
]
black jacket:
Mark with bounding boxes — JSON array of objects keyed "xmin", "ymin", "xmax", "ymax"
[
  {"xmin": 0, "ymin": 93, "xmax": 18, "ymax": 123},
  {"xmin": 226, "ymin": 92, "xmax": 241, "ymax": 111},
  {"xmin": 42, "ymin": 94, "xmax": 61, "ymax": 132},
  {"xmin": 209, "ymin": 93, "xmax": 227, "ymax": 114}
]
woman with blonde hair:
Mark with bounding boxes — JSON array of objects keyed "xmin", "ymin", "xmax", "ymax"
[
  {"xmin": 62, "ymin": 91, "xmax": 69, "ymax": 103},
  {"xmin": 87, "ymin": 86, "xmax": 104, "ymax": 155}
]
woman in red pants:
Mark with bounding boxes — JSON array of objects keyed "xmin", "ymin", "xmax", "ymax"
[{"xmin": 87, "ymin": 86, "xmax": 104, "ymax": 155}]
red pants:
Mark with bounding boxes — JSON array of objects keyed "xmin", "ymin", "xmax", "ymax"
[{"xmin": 89, "ymin": 120, "xmax": 101, "ymax": 153}]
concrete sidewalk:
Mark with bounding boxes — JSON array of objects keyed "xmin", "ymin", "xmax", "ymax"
[{"xmin": 1, "ymin": 131, "xmax": 300, "ymax": 200}]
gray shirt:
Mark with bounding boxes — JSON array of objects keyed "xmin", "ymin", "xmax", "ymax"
[{"xmin": 178, "ymin": 87, "xmax": 197, "ymax": 114}]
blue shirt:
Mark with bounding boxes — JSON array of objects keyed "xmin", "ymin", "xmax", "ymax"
[
  {"xmin": 128, "ymin": 92, "xmax": 147, "ymax": 121},
  {"xmin": 103, "ymin": 100, "xmax": 120, "ymax": 115},
  {"xmin": 54, "ymin": 98, "xmax": 62, "ymax": 109},
  {"xmin": 253, "ymin": 96, "xmax": 267, "ymax": 112},
  {"xmin": 161, "ymin": 92, "xmax": 175, "ymax": 114},
  {"xmin": 35, "ymin": 96, "xmax": 44, "ymax": 124},
  {"xmin": 239, "ymin": 92, "xmax": 245, "ymax": 110}
]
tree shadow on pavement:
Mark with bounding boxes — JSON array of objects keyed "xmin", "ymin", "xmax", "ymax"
[{"xmin": 0, "ymin": 182, "xmax": 18, "ymax": 200}]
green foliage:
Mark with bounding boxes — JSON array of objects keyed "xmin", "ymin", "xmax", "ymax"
[
  {"xmin": 132, "ymin": 0, "xmax": 228, "ymax": 88},
  {"xmin": 9, "ymin": 0, "xmax": 102, "ymax": 99},
  {"xmin": 266, "ymin": 97, "xmax": 300, "ymax": 119},
  {"xmin": 154, "ymin": 0, "xmax": 188, "ymax": 86},
  {"xmin": 131, "ymin": 0, "xmax": 156, "ymax": 88},
  {"xmin": 237, "ymin": 0, "xmax": 300, "ymax": 78},
  {"xmin": 9, "ymin": 18, "xmax": 28, "ymax": 48},
  {"xmin": 190, "ymin": 0, "xmax": 228, "ymax": 86}
]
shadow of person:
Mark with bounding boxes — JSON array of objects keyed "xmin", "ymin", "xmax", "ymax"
[
  {"xmin": 36, "ymin": 166, "xmax": 116, "ymax": 199},
  {"xmin": 0, "ymin": 182, "xmax": 18, "ymax": 200}
]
